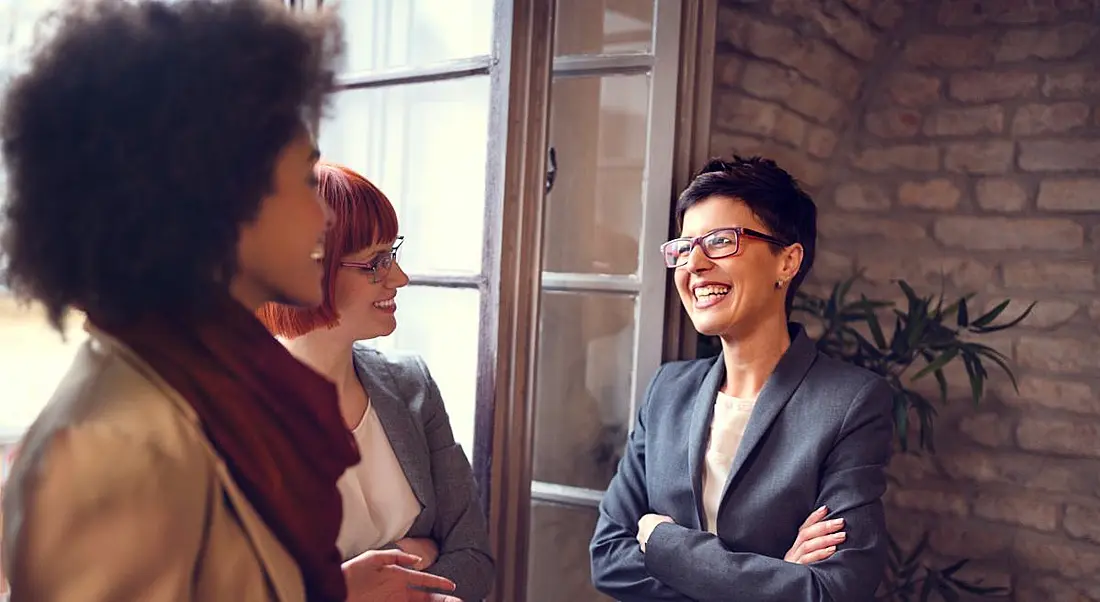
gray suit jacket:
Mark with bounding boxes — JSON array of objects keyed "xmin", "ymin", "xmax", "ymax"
[
  {"xmin": 590, "ymin": 324, "xmax": 893, "ymax": 602},
  {"xmin": 351, "ymin": 345, "xmax": 494, "ymax": 601}
]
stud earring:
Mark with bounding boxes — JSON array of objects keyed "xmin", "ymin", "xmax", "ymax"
[{"xmin": 775, "ymin": 280, "xmax": 784, "ymax": 289}]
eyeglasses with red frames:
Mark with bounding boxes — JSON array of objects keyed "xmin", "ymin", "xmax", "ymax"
[
  {"xmin": 660, "ymin": 227, "xmax": 790, "ymax": 268},
  {"xmin": 339, "ymin": 236, "xmax": 404, "ymax": 283}
]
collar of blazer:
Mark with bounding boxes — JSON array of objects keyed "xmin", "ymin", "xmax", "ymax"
[
  {"xmin": 86, "ymin": 324, "xmax": 305, "ymax": 602},
  {"xmin": 350, "ymin": 346, "xmax": 430, "ymax": 513},
  {"xmin": 686, "ymin": 322, "xmax": 818, "ymax": 530}
]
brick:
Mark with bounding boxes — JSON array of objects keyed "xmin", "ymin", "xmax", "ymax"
[
  {"xmin": 834, "ymin": 182, "xmax": 890, "ymax": 211},
  {"xmin": 742, "ymin": 19, "xmax": 863, "ymax": 99},
  {"xmin": 851, "ymin": 145, "xmax": 939, "ymax": 173},
  {"xmin": 1043, "ymin": 71, "xmax": 1100, "ymax": 97},
  {"xmin": 864, "ymin": 108, "xmax": 921, "ymax": 138},
  {"xmin": 930, "ymin": 519, "xmax": 1013, "ymax": 559},
  {"xmin": 886, "ymin": 453, "xmax": 939, "ymax": 484},
  {"xmin": 897, "ymin": 179, "xmax": 961, "ymax": 210},
  {"xmin": 995, "ymin": 298, "xmax": 1080, "ymax": 329},
  {"xmin": 1020, "ymin": 140, "xmax": 1100, "ymax": 172},
  {"xmin": 812, "ymin": 249, "xmax": 853, "ymax": 281},
  {"xmin": 1018, "ymin": 577, "xmax": 1100, "ymax": 602},
  {"xmin": 924, "ymin": 105, "xmax": 1004, "ymax": 137},
  {"xmin": 959, "ymin": 413, "xmax": 1015, "ymax": 447},
  {"xmin": 1037, "ymin": 178, "xmax": 1100, "ymax": 212},
  {"xmin": 938, "ymin": 0, "xmax": 1062, "ymax": 25},
  {"xmin": 870, "ymin": 1, "xmax": 905, "ymax": 29},
  {"xmin": 973, "ymin": 493, "xmax": 1060, "ymax": 531},
  {"xmin": 819, "ymin": 214, "xmax": 926, "ymax": 240},
  {"xmin": 944, "ymin": 141, "xmax": 1014, "ymax": 174},
  {"xmin": 1003, "ymin": 259, "xmax": 1095, "ymax": 290},
  {"xmin": 885, "ymin": 488, "xmax": 969, "ymax": 517},
  {"xmin": 1092, "ymin": 299, "xmax": 1100, "ymax": 321},
  {"xmin": 1003, "ymin": 375, "xmax": 1097, "ymax": 414},
  {"xmin": 861, "ymin": 255, "xmax": 994, "ymax": 292},
  {"xmin": 976, "ymin": 178, "xmax": 1029, "ymax": 212},
  {"xmin": 1065, "ymin": 504, "xmax": 1100, "ymax": 545},
  {"xmin": 716, "ymin": 8, "xmax": 749, "ymax": 47},
  {"xmin": 1012, "ymin": 102, "xmax": 1090, "ymax": 135},
  {"xmin": 949, "ymin": 71, "xmax": 1038, "ymax": 103},
  {"xmin": 996, "ymin": 24, "xmax": 1097, "ymax": 62},
  {"xmin": 904, "ymin": 34, "xmax": 994, "ymax": 68},
  {"xmin": 739, "ymin": 61, "xmax": 845, "ymax": 124},
  {"xmin": 1017, "ymin": 336, "xmax": 1100, "ymax": 374},
  {"xmin": 934, "ymin": 217, "xmax": 1083, "ymax": 251},
  {"xmin": 715, "ymin": 53, "xmax": 744, "ymax": 86},
  {"xmin": 886, "ymin": 72, "xmax": 941, "ymax": 107},
  {"xmin": 714, "ymin": 94, "xmax": 807, "ymax": 147},
  {"xmin": 710, "ymin": 133, "xmax": 826, "ymax": 188},
  {"xmin": 770, "ymin": 0, "xmax": 879, "ymax": 62},
  {"xmin": 806, "ymin": 126, "xmax": 837, "ymax": 159},
  {"xmin": 1014, "ymin": 534, "xmax": 1100, "ymax": 579},
  {"xmin": 1094, "ymin": 225, "xmax": 1100, "ymax": 251},
  {"xmin": 940, "ymin": 448, "xmax": 1100, "ymax": 497}
]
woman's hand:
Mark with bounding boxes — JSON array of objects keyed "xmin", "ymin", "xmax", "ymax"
[
  {"xmin": 395, "ymin": 537, "xmax": 440, "ymax": 570},
  {"xmin": 343, "ymin": 549, "xmax": 460, "ymax": 602},
  {"xmin": 637, "ymin": 513, "xmax": 675, "ymax": 553},
  {"xmin": 784, "ymin": 505, "xmax": 846, "ymax": 564}
]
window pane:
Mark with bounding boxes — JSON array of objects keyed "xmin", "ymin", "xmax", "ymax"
[
  {"xmin": 363, "ymin": 285, "xmax": 479, "ymax": 460},
  {"xmin": 554, "ymin": 0, "xmax": 654, "ymax": 56},
  {"xmin": 527, "ymin": 501, "xmax": 612, "ymax": 602},
  {"xmin": 319, "ymin": 77, "xmax": 490, "ymax": 276},
  {"xmin": 532, "ymin": 291, "xmax": 634, "ymax": 490},
  {"xmin": 0, "ymin": 300, "xmax": 87, "ymax": 437},
  {"xmin": 544, "ymin": 73, "xmax": 650, "ymax": 276},
  {"xmin": 334, "ymin": 0, "xmax": 493, "ymax": 73}
]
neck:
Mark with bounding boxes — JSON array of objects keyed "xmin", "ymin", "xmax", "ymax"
[
  {"xmin": 284, "ymin": 328, "xmax": 358, "ymax": 397},
  {"xmin": 718, "ymin": 312, "xmax": 792, "ymax": 399}
]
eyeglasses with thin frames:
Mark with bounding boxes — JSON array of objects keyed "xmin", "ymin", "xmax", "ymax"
[
  {"xmin": 339, "ymin": 236, "xmax": 404, "ymax": 283},
  {"xmin": 660, "ymin": 227, "xmax": 789, "ymax": 269}
]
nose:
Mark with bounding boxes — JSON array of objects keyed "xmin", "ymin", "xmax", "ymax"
[
  {"xmin": 683, "ymin": 243, "xmax": 713, "ymax": 274},
  {"xmin": 387, "ymin": 260, "xmax": 410, "ymax": 288}
]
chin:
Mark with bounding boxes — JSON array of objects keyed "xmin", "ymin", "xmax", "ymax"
[{"xmin": 272, "ymin": 286, "xmax": 324, "ymax": 309}]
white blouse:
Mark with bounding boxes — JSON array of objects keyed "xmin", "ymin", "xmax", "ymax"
[
  {"xmin": 335, "ymin": 403, "xmax": 421, "ymax": 559},
  {"xmin": 700, "ymin": 391, "xmax": 757, "ymax": 534}
]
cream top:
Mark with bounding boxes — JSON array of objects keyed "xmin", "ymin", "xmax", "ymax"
[
  {"xmin": 335, "ymin": 403, "xmax": 421, "ymax": 559},
  {"xmin": 701, "ymin": 391, "xmax": 757, "ymax": 534}
]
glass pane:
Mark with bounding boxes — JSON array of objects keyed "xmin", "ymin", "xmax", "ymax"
[
  {"xmin": 527, "ymin": 501, "xmax": 613, "ymax": 602},
  {"xmin": 334, "ymin": 0, "xmax": 494, "ymax": 73},
  {"xmin": 532, "ymin": 291, "xmax": 634, "ymax": 490},
  {"xmin": 554, "ymin": 0, "xmax": 654, "ymax": 56},
  {"xmin": 544, "ymin": 74, "xmax": 651, "ymax": 275},
  {"xmin": 363, "ymin": 285, "xmax": 479, "ymax": 460},
  {"xmin": 0, "ymin": 299, "xmax": 87, "ymax": 438},
  {"xmin": 319, "ymin": 77, "xmax": 490, "ymax": 276}
]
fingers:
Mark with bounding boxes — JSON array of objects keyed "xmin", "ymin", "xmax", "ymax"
[
  {"xmin": 799, "ymin": 517, "xmax": 845, "ymax": 542},
  {"xmin": 409, "ymin": 593, "xmax": 462, "ymax": 602},
  {"xmin": 347, "ymin": 548, "xmax": 423, "ymax": 569},
  {"xmin": 799, "ymin": 505, "xmax": 829, "ymax": 530},
  {"xmin": 797, "ymin": 545, "xmax": 837, "ymax": 564},
  {"xmin": 384, "ymin": 566, "xmax": 457, "ymax": 592}
]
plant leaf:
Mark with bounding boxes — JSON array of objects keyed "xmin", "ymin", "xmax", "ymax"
[
  {"xmin": 957, "ymin": 297, "xmax": 969, "ymax": 328},
  {"xmin": 912, "ymin": 347, "xmax": 959, "ymax": 381},
  {"xmin": 971, "ymin": 301, "xmax": 1036, "ymax": 333},
  {"xmin": 970, "ymin": 299, "xmax": 1009, "ymax": 328}
]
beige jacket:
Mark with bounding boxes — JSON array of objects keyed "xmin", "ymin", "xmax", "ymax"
[{"xmin": 1, "ymin": 327, "xmax": 305, "ymax": 602}]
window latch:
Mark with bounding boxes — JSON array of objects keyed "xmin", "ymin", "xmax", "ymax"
[{"xmin": 545, "ymin": 146, "xmax": 557, "ymax": 194}]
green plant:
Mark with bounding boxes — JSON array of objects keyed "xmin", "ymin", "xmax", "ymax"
[{"xmin": 790, "ymin": 274, "xmax": 1031, "ymax": 601}]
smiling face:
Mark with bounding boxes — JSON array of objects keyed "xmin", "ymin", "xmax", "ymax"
[
  {"xmin": 673, "ymin": 195, "xmax": 803, "ymax": 339},
  {"xmin": 329, "ymin": 239, "xmax": 409, "ymax": 340}
]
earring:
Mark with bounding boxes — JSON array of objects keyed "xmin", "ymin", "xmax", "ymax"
[{"xmin": 775, "ymin": 279, "xmax": 785, "ymax": 289}]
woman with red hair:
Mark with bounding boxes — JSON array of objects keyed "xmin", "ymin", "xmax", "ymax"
[{"xmin": 258, "ymin": 163, "xmax": 494, "ymax": 602}]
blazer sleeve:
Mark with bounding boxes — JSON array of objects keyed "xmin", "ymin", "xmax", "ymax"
[
  {"xmin": 6, "ymin": 426, "xmax": 208, "ymax": 602},
  {"xmin": 589, "ymin": 364, "xmax": 695, "ymax": 602},
  {"xmin": 413, "ymin": 358, "xmax": 496, "ymax": 601},
  {"xmin": 642, "ymin": 377, "xmax": 894, "ymax": 602}
]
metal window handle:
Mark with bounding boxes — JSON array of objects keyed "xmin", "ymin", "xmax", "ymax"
[{"xmin": 545, "ymin": 146, "xmax": 557, "ymax": 194}]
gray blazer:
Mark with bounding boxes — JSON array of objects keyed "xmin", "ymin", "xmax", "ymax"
[
  {"xmin": 351, "ymin": 345, "xmax": 494, "ymax": 601},
  {"xmin": 590, "ymin": 324, "xmax": 893, "ymax": 602}
]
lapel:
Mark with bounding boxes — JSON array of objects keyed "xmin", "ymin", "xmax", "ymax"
[
  {"xmin": 92, "ymin": 327, "xmax": 303, "ymax": 602},
  {"xmin": 716, "ymin": 324, "xmax": 818, "ymax": 512},
  {"xmin": 686, "ymin": 356, "xmax": 725, "ymax": 531},
  {"xmin": 352, "ymin": 350, "xmax": 430, "ymax": 511}
]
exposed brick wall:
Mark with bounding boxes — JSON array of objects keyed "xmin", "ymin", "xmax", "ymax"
[{"xmin": 711, "ymin": 1, "xmax": 1100, "ymax": 599}]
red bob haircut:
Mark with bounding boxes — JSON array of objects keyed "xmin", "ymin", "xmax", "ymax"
[{"xmin": 256, "ymin": 161, "xmax": 399, "ymax": 338}]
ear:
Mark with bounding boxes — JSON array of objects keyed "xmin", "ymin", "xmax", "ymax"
[{"xmin": 777, "ymin": 243, "xmax": 803, "ymax": 284}]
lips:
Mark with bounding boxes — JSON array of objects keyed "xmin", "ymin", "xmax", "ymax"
[
  {"xmin": 373, "ymin": 297, "xmax": 396, "ymax": 310},
  {"xmin": 690, "ymin": 281, "xmax": 730, "ymax": 309}
]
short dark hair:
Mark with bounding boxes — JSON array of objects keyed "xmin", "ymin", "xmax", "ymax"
[
  {"xmin": 675, "ymin": 156, "xmax": 817, "ymax": 314},
  {"xmin": 0, "ymin": 0, "xmax": 343, "ymax": 329}
]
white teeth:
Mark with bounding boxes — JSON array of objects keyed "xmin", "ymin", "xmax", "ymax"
[
  {"xmin": 373, "ymin": 298, "xmax": 395, "ymax": 309},
  {"xmin": 694, "ymin": 285, "xmax": 730, "ymax": 299}
]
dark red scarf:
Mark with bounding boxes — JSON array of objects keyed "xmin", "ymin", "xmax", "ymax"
[{"xmin": 92, "ymin": 296, "xmax": 360, "ymax": 602}]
